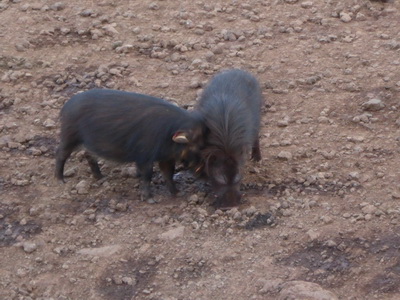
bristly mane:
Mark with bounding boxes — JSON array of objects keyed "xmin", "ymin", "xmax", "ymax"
[
  {"xmin": 197, "ymin": 69, "xmax": 261, "ymax": 156},
  {"xmin": 199, "ymin": 92, "xmax": 254, "ymax": 154}
]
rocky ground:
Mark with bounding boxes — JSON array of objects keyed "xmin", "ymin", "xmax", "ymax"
[{"xmin": 1, "ymin": 0, "xmax": 400, "ymax": 299}]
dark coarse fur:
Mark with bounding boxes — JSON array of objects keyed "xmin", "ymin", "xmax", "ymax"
[
  {"xmin": 198, "ymin": 69, "xmax": 261, "ymax": 157},
  {"xmin": 196, "ymin": 69, "xmax": 262, "ymax": 209},
  {"xmin": 55, "ymin": 89, "xmax": 205, "ymax": 199}
]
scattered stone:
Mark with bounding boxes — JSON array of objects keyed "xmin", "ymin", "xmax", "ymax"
[
  {"xmin": 306, "ymin": 229, "xmax": 320, "ymax": 241},
  {"xmin": 122, "ymin": 276, "xmax": 136, "ymax": 286},
  {"xmin": 188, "ymin": 194, "xmax": 200, "ymax": 204},
  {"xmin": 102, "ymin": 24, "xmax": 119, "ymax": 36},
  {"xmin": 22, "ymin": 242, "xmax": 38, "ymax": 253},
  {"xmin": 80, "ymin": 9, "xmax": 94, "ymax": 17},
  {"xmin": 259, "ymin": 279, "xmax": 284, "ymax": 294},
  {"xmin": 43, "ymin": 119, "xmax": 56, "ymax": 129},
  {"xmin": 64, "ymin": 167, "xmax": 77, "ymax": 178},
  {"xmin": 277, "ymin": 119, "xmax": 289, "ymax": 127},
  {"xmin": 361, "ymin": 204, "xmax": 376, "ymax": 215},
  {"xmin": 245, "ymin": 213, "xmax": 274, "ymax": 230},
  {"xmin": 50, "ymin": 2, "xmax": 65, "ymax": 11},
  {"xmin": 159, "ymin": 226, "xmax": 185, "ymax": 240},
  {"xmin": 362, "ymin": 99, "xmax": 385, "ymax": 111},
  {"xmin": 340, "ymin": 12, "xmax": 352, "ymax": 23},
  {"xmin": 355, "ymin": 12, "xmax": 366, "ymax": 21},
  {"xmin": 277, "ymin": 151, "xmax": 292, "ymax": 160},
  {"xmin": 320, "ymin": 215, "xmax": 333, "ymax": 224},
  {"xmin": 148, "ymin": 3, "xmax": 159, "ymax": 10},
  {"xmin": 279, "ymin": 281, "xmax": 338, "ymax": 300},
  {"xmin": 75, "ymin": 180, "xmax": 89, "ymax": 194},
  {"xmin": 77, "ymin": 245, "xmax": 122, "ymax": 257},
  {"xmin": 301, "ymin": 2, "xmax": 313, "ymax": 9}
]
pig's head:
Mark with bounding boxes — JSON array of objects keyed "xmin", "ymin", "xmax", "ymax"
[
  {"xmin": 201, "ymin": 148, "xmax": 244, "ymax": 210},
  {"xmin": 172, "ymin": 119, "xmax": 206, "ymax": 169}
]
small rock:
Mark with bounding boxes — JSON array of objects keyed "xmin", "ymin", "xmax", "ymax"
[
  {"xmin": 75, "ymin": 180, "xmax": 89, "ymax": 194},
  {"xmin": 188, "ymin": 194, "xmax": 199, "ymax": 203},
  {"xmin": 80, "ymin": 9, "xmax": 94, "ymax": 17},
  {"xmin": 159, "ymin": 226, "xmax": 185, "ymax": 240},
  {"xmin": 361, "ymin": 204, "xmax": 376, "ymax": 215},
  {"xmin": 362, "ymin": 99, "xmax": 385, "ymax": 111},
  {"xmin": 277, "ymin": 151, "xmax": 292, "ymax": 160},
  {"xmin": 50, "ymin": 2, "xmax": 65, "ymax": 11},
  {"xmin": 279, "ymin": 281, "xmax": 338, "ymax": 300},
  {"xmin": 64, "ymin": 167, "xmax": 77, "ymax": 178},
  {"xmin": 301, "ymin": 1, "xmax": 313, "ymax": 9},
  {"xmin": 77, "ymin": 245, "xmax": 122, "ymax": 257},
  {"xmin": 259, "ymin": 279, "xmax": 284, "ymax": 294},
  {"xmin": 43, "ymin": 119, "xmax": 56, "ymax": 129},
  {"xmin": 115, "ymin": 203, "xmax": 128, "ymax": 212},
  {"xmin": 102, "ymin": 24, "xmax": 119, "ymax": 36},
  {"xmin": 148, "ymin": 3, "xmax": 159, "ymax": 10},
  {"xmin": 277, "ymin": 119, "xmax": 289, "ymax": 127},
  {"xmin": 340, "ymin": 12, "xmax": 352, "ymax": 23},
  {"xmin": 320, "ymin": 215, "xmax": 333, "ymax": 224},
  {"xmin": 306, "ymin": 229, "xmax": 320, "ymax": 241},
  {"xmin": 22, "ymin": 242, "xmax": 37, "ymax": 253},
  {"xmin": 122, "ymin": 276, "xmax": 136, "ymax": 286},
  {"xmin": 355, "ymin": 12, "xmax": 366, "ymax": 21},
  {"xmin": 349, "ymin": 172, "xmax": 359, "ymax": 180},
  {"xmin": 244, "ymin": 206, "xmax": 257, "ymax": 216}
]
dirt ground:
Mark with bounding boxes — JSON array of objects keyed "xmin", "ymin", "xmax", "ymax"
[{"xmin": 1, "ymin": 0, "xmax": 400, "ymax": 299}]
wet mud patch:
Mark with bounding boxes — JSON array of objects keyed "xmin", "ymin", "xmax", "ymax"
[
  {"xmin": 98, "ymin": 257, "xmax": 159, "ymax": 300},
  {"xmin": 172, "ymin": 257, "xmax": 210, "ymax": 285},
  {"xmin": 0, "ymin": 204, "xmax": 42, "ymax": 246},
  {"xmin": 27, "ymin": 135, "xmax": 57, "ymax": 157},
  {"xmin": 263, "ymin": 178, "xmax": 361, "ymax": 197},
  {"xmin": 278, "ymin": 230, "xmax": 400, "ymax": 293},
  {"xmin": 277, "ymin": 240, "xmax": 354, "ymax": 287},
  {"xmin": 58, "ymin": 196, "xmax": 132, "ymax": 220},
  {"xmin": 244, "ymin": 212, "xmax": 275, "ymax": 230},
  {"xmin": 364, "ymin": 269, "xmax": 400, "ymax": 294},
  {"xmin": 363, "ymin": 231, "xmax": 400, "ymax": 295},
  {"xmin": 368, "ymin": 231, "xmax": 400, "ymax": 260}
]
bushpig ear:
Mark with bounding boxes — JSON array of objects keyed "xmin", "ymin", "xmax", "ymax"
[{"xmin": 172, "ymin": 131, "xmax": 189, "ymax": 144}]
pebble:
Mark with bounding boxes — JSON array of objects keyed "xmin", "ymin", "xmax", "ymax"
[
  {"xmin": 43, "ymin": 119, "xmax": 56, "ymax": 129},
  {"xmin": 102, "ymin": 24, "xmax": 119, "ymax": 36},
  {"xmin": 361, "ymin": 204, "xmax": 376, "ymax": 215},
  {"xmin": 77, "ymin": 245, "xmax": 122, "ymax": 257},
  {"xmin": 50, "ymin": 2, "xmax": 65, "ymax": 11},
  {"xmin": 320, "ymin": 215, "xmax": 333, "ymax": 224},
  {"xmin": 259, "ymin": 279, "xmax": 284, "ymax": 294},
  {"xmin": 301, "ymin": 1, "xmax": 313, "ymax": 9},
  {"xmin": 306, "ymin": 229, "xmax": 320, "ymax": 241},
  {"xmin": 355, "ymin": 12, "xmax": 366, "ymax": 21},
  {"xmin": 339, "ymin": 12, "xmax": 352, "ymax": 23},
  {"xmin": 159, "ymin": 226, "xmax": 185, "ymax": 240},
  {"xmin": 362, "ymin": 99, "xmax": 385, "ymax": 111},
  {"xmin": 75, "ymin": 180, "xmax": 90, "ymax": 194},
  {"xmin": 22, "ymin": 242, "xmax": 38, "ymax": 253},
  {"xmin": 279, "ymin": 281, "xmax": 338, "ymax": 300},
  {"xmin": 277, "ymin": 151, "xmax": 292, "ymax": 161}
]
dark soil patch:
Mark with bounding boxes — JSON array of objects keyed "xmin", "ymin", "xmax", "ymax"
[{"xmin": 98, "ymin": 257, "xmax": 159, "ymax": 300}]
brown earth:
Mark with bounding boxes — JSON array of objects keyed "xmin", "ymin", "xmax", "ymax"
[{"xmin": 1, "ymin": 0, "xmax": 400, "ymax": 299}]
